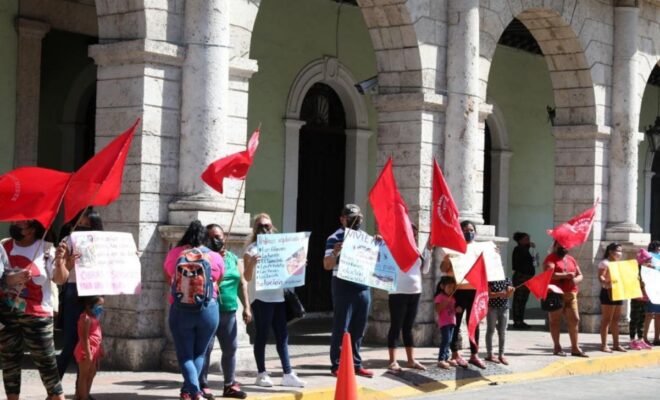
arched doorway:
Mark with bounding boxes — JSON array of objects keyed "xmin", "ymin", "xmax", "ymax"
[{"xmin": 295, "ymin": 83, "xmax": 347, "ymax": 312}]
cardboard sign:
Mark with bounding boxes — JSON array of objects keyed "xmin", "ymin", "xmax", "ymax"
[
  {"xmin": 608, "ymin": 259, "xmax": 643, "ymax": 301},
  {"xmin": 337, "ymin": 229, "xmax": 397, "ymax": 291},
  {"xmin": 641, "ymin": 266, "xmax": 660, "ymax": 304},
  {"xmin": 71, "ymin": 231, "xmax": 141, "ymax": 296},
  {"xmin": 446, "ymin": 241, "xmax": 505, "ymax": 283},
  {"xmin": 256, "ymin": 232, "xmax": 310, "ymax": 291}
]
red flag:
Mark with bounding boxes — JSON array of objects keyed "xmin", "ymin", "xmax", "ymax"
[
  {"xmin": 368, "ymin": 158, "xmax": 420, "ymax": 272},
  {"xmin": 430, "ymin": 159, "xmax": 467, "ymax": 253},
  {"xmin": 465, "ymin": 254, "xmax": 489, "ymax": 347},
  {"xmin": 201, "ymin": 128, "xmax": 260, "ymax": 194},
  {"xmin": 0, "ymin": 167, "xmax": 71, "ymax": 228},
  {"xmin": 546, "ymin": 201, "xmax": 598, "ymax": 249},
  {"xmin": 63, "ymin": 119, "xmax": 140, "ymax": 222},
  {"xmin": 523, "ymin": 267, "xmax": 554, "ymax": 300}
]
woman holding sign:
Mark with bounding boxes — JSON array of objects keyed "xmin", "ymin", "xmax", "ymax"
[
  {"xmin": 243, "ymin": 214, "xmax": 306, "ymax": 388},
  {"xmin": 598, "ymin": 242, "xmax": 626, "ymax": 353}
]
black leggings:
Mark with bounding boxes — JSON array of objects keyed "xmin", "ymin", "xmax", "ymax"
[
  {"xmin": 451, "ymin": 289, "xmax": 479, "ymax": 355},
  {"xmin": 387, "ymin": 293, "xmax": 421, "ymax": 348}
]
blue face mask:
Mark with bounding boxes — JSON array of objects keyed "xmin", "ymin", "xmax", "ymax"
[
  {"xmin": 464, "ymin": 231, "xmax": 475, "ymax": 242},
  {"xmin": 91, "ymin": 305, "xmax": 104, "ymax": 318}
]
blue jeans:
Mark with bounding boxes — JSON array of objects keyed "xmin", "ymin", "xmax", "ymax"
[
  {"xmin": 439, "ymin": 325, "xmax": 455, "ymax": 361},
  {"xmin": 251, "ymin": 300, "xmax": 291, "ymax": 374},
  {"xmin": 200, "ymin": 311, "xmax": 238, "ymax": 387},
  {"xmin": 56, "ymin": 283, "xmax": 83, "ymax": 378},
  {"xmin": 330, "ymin": 277, "xmax": 371, "ymax": 370},
  {"xmin": 169, "ymin": 300, "xmax": 219, "ymax": 396}
]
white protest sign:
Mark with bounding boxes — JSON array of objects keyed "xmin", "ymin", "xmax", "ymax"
[
  {"xmin": 641, "ymin": 266, "xmax": 660, "ymax": 304},
  {"xmin": 445, "ymin": 241, "xmax": 505, "ymax": 283},
  {"xmin": 71, "ymin": 231, "xmax": 141, "ymax": 296},
  {"xmin": 256, "ymin": 232, "xmax": 310, "ymax": 291},
  {"xmin": 337, "ymin": 229, "xmax": 397, "ymax": 291}
]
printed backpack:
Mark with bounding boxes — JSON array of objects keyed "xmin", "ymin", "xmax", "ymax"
[{"xmin": 171, "ymin": 246, "xmax": 214, "ymax": 310}]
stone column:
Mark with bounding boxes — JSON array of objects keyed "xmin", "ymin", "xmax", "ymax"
[
  {"xmin": 14, "ymin": 18, "xmax": 49, "ymax": 167},
  {"xmin": 443, "ymin": 0, "xmax": 482, "ymax": 223},
  {"xmin": 282, "ymin": 118, "xmax": 305, "ymax": 233},
  {"xmin": 366, "ymin": 92, "xmax": 445, "ymax": 346},
  {"xmin": 168, "ymin": 0, "xmax": 235, "ymax": 223},
  {"xmin": 344, "ymin": 128, "xmax": 372, "ymax": 207},
  {"xmin": 607, "ymin": 5, "xmax": 644, "ymax": 238}
]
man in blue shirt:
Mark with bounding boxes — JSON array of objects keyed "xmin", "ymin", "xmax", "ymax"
[{"xmin": 323, "ymin": 204, "xmax": 373, "ymax": 378}]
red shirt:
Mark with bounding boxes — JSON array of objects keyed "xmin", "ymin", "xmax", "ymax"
[{"xmin": 544, "ymin": 253, "xmax": 579, "ymax": 294}]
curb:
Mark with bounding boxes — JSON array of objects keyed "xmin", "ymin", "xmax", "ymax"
[{"xmin": 256, "ymin": 349, "xmax": 660, "ymax": 399}]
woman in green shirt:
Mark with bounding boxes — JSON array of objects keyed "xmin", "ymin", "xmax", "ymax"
[{"xmin": 200, "ymin": 224, "xmax": 251, "ymax": 399}]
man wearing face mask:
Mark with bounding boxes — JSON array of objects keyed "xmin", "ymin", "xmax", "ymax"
[
  {"xmin": 199, "ymin": 224, "xmax": 250, "ymax": 399},
  {"xmin": 544, "ymin": 241, "xmax": 587, "ymax": 358},
  {"xmin": 511, "ymin": 232, "xmax": 537, "ymax": 330},
  {"xmin": 323, "ymin": 204, "xmax": 374, "ymax": 378}
]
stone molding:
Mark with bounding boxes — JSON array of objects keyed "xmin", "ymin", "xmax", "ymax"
[
  {"xmin": 372, "ymin": 92, "xmax": 446, "ymax": 113},
  {"xmin": 229, "ymin": 57, "xmax": 259, "ymax": 79},
  {"xmin": 89, "ymin": 39, "xmax": 185, "ymax": 67},
  {"xmin": 614, "ymin": 0, "xmax": 639, "ymax": 7},
  {"xmin": 16, "ymin": 18, "xmax": 50, "ymax": 39},
  {"xmin": 552, "ymin": 125, "xmax": 611, "ymax": 140}
]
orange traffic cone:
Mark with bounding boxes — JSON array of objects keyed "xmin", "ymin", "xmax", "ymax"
[{"xmin": 334, "ymin": 332, "xmax": 359, "ymax": 400}]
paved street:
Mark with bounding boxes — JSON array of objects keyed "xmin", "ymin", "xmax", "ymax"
[{"xmin": 411, "ymin": 366, "xmax": 660, "ymax": 400}]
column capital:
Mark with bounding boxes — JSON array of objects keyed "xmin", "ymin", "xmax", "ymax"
[
  {"xmin": 17, "ymin": 18, "xmax": 50, "ymax": 39},
  {"xmin": 552, "ymin": 125, "xmax": 611, "ymax": 140},
  {"xmin": 89, "ymin": 39, "xmax": 185, "ymax": 67},
  {"xmin": 372, "ymin": 92, "xmax": 446, "ymax": 113},
  {"xmin": 230, "ymin": 57, "xmax": 259, "ymax": 79},
  {"xmin": 479, "ymin": 103, "xmax": 494, "ymax": 122}
]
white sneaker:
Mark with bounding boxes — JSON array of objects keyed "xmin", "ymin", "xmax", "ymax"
[
  {"xmin": 255, "ymin": 371, "xmax": 273, "ymax": 387},
  {"xmin": 281, "ymin": 372, "xmax": 306, "ymax": 388}
]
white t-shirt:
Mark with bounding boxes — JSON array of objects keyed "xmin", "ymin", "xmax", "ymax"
[
  {"xmin": 0, "ymin": 244, "xmax": 8, "ymax": 277},
  {"xmin": 1, "ymin": 239, "xmax": 56, "ymax": 317},
  {"xmin": 64, "ymin": 236, "xmax": 77, "ymax": 283},
  {"xmin": 390, "ymin": 246, "xmax": 432, "ymax": 295},
  {"xmin": 244, "ymin": 242, "xmax": 285, "ymax": 303}
]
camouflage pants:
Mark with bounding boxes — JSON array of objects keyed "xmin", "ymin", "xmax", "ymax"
[{"xmin": 0, "ymin": 307, "xmax": 63, "ymax": 396}]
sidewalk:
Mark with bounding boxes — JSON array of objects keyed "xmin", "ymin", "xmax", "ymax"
[{"xmin": 15, "ymin": 319, "xmax": 660, "ymax": 399}]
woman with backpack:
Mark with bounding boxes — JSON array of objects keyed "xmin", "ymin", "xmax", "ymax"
[
  {"xmin": 244, "ymin": 213, "xmax": 306, "ymax": 388},
  {"xmin": 164, "ymin": 220, "xmax": 224, "ymax": 400}
]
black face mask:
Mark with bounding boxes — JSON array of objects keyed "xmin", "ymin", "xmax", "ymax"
[
  {"xmin": 346, "ymin": 217, "xmax": 362, "ymax": 230},
  {"xmin": 556, "ymin": 247, "xmax": 568, "ymax": 257},
  {"xmin": 9, "ymin": 225, "xmax": 25, "ymax": 241},
  {"xmin": 209, "ymin": 238, "xmax": 224, "ymax": 252}
]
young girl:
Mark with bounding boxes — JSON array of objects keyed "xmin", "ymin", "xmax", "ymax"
[
  {"xmin": 630, "ymin": 249, "xmax": 653, "ymax": 350},
  {"xmin": 598, "ymin": 243, "xmax": 626, "ymax": 352},
  {"xmin": 434, "ymin": 276, "xmax": 461, "ymax": 369},
  {"xmin": 74, "ymin": 296, "xmax": 104, "ymax": 400}
]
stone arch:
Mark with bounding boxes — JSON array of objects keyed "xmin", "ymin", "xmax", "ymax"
[
  {"xmin": 282, "ymin": 57, "xmax": 372, "ymax": 232},
  {"xmin": 480, "ymin": 1, "xmax": 607, "ymax": 126}
]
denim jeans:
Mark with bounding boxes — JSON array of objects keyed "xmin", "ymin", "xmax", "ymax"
[
  {"xmin": 251, "ymin": 300, "xmax": 291, "ymax": 374},
  {"xmin": 169, "ymin": 299, "xmax": 219, "ymax": 396},
  {"xmin": 330, "ymin": 277, "xmax": 371, "ymax": 370},
  {"xmin": 486, "ymin": 307, "xmax": 509, "ymax": 357},
  {"xmin": 200, "ymin": 311, "xmax": 238, "ymax": 387},
  {"xmin": 438, "ymin": 324, "xmax": 455, "ymax": 361},
  {"xmin": 56, "ymin": 283, "xmax": 83, "ymax": 378}
]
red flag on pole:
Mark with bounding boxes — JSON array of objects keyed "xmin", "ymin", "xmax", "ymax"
[
  {"xmin": 0, "ymin": 167, "xmax": 71, "ymax": 228},
  {"xmin": 523, "ymin": 267, "xmax": 554, "ymax": 300},
  {"xmin": 546, "ymin": 201, "xmax": 598, "ymax": 249},
  {"xmin": 63, "ymin": 118, "xmax": 140, "ymax": 222},
  {"xmin": 201, "ymin": 128, "xmax": 260, "ymax": 194},
  {"xmin": 465, "ymin": 254, "xmax": 489, "ymax": 347},
  {"xmin": 430, "ymin": 159, "xmax": 467, "ymax": 253},
  {"xmin": 368, "ymin": 158, "xmax": 420, "ymax": 272}
]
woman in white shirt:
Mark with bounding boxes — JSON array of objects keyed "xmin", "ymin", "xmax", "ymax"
[{"xmin": 387, "ymin": 224, "xmax": 431, "ymax": 372}]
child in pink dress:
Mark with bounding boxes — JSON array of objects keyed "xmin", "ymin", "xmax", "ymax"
[{"xmin": 74, "ymin": 296, "xmax": 104, "ymax": 400}]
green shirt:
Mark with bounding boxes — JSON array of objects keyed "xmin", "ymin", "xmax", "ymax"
[{"xmin": 218, "ymin": 251, "xmax": 240, "ymax": 312}]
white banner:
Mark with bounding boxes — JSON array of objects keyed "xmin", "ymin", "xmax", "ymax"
[
  {"xmin": 72, "ymin": 231, "xmax": 141, "ymax": 296},
  {"xmin": 337, "ymin": 229, "xmax": 397, "ymax": 291},
  {"xmin": 446, "ymin": 241, "xmax": 505, "ymax": 283},
  {"xmin": 256, "ymin": 232, "xmax": 310, "ymax": 291},
  {"xmin": 641, "ymin": 266, "xmax": 660, "ymax": 304}
]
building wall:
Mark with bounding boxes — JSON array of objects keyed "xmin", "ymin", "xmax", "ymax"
[
  {"xmin": 487, "ymin": 45, "xmax": 555, "ymax": 308},
  {"xmin": 638, "ymin": 83, "xmax": 660, "ymax": 228},
  {"xmin": 246, "ymin": 0, "xmax": 378, "ymax": 228}
]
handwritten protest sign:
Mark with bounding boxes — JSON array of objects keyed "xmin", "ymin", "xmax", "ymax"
[
  {"xmin": 641, "ymin": 266, "xmax": 660, "ymax": 304},
  {"xmin": 337, "ymin": 229, "xmax": 397, "ymax": 291},
  {"xmin": 71, "ymin": 231, "xmax": 141, "ymax": 296},
  {"xmin": 256, "ymin": 232, "xmax": 310, "ymax": 291},
  {"xmin": 445, "ymin": 241, "xmax": 504, "ymax": 283},
  {"xmin": 609, "ymin": 259, "xmax": 642, "ymax": 301}
]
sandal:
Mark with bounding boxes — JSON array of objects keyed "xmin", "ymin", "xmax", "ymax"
[
  {"xmin": 387, "ymin": 362, "xmax": 402, "ymax": 372},
  {"xmin": 498, "ymin": 355, "xmax": 509, "ymax": 365},
  {"xmin": 437, "ymin": 360, "xmax": 451, "ymax": 369},
  {"xmin": 600, "ymin": 346, "xmax": 613, "ymax": 353},
  {"xmin": 571, "ymin": 350, "xmax": 589, "ymax": 358},
  {"xmin": 613, "ymin": 346, "xmax": 627, "ymax": 352},
  {"xmin": 452, "ymin": 356, "xmax": 468, "ymax": 368},
  {"xmin": 406, "ymin": 360, "xmax": 427, "ymax": 371},
  {"xmin": 484, "ymin": 355, "xmax": 500, "ymax": 364},
  {"xmin": 553, "ymin": 347, "xmax": 567, "ymax": 357}
]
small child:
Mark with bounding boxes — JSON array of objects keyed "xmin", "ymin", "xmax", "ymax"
[
  {"xmin": 434, "ymin": 276, "xmax": 461, "ymax": 369},
  {"xmin": 74, "ymin": 296, "xmax": 104, "ymax": 400},
  {"xmin": 485, "ymin": 278, "xmax": 514, "ymax": 364}
]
